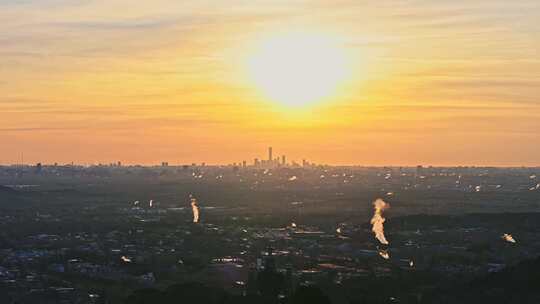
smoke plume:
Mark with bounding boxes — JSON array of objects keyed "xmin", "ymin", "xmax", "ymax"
[
  {"xmin": 190, "ymin": 196, "xmax": 200, "ymax": 223},
  {"xmin": 378, "ymin": 249, "xmax": 390, "ymax": 259},
  {"xmin": 502, "ymin": 233, "xmax": 516, "ymax": 243},
  {"xmin": 371, "ymin": 198, "xmax": 390, "ymax": 245}
]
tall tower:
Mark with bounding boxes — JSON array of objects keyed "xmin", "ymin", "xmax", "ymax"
[{"xmin": 268, "ymin": 147, "xmax": 273, "ymax": 162}]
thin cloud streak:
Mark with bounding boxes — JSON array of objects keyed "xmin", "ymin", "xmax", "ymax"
[{"xmin": 0, "ymin": 0, "xmax": 539, "ymax": 164}]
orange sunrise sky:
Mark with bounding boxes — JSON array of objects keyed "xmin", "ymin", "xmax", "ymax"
[{"xmin": 1, "ymin": 0, "xmax": 540, "ymax": 166}]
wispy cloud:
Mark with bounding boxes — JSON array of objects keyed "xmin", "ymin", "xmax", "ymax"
[{"xmin": 0, "ymin": 0, "xmax": 539, "ymax": 164}]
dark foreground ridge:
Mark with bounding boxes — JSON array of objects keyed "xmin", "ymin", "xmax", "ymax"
[
  {"xmin": 429, "ymin": 256, "xmax": 540, "ymax": 304},
  {"xmin": 124, "ymin": 256, "xmax": 540, "ymax": 304},
  {"xmin": 126, "ymin": 282, "xmax": 331, "ymax": 304}
]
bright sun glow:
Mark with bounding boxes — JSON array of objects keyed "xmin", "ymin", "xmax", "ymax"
[{"xmin": 247, "ymin": 32, "xmax": 350, "ymax": 108}]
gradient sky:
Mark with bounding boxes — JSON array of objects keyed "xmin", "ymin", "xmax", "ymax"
[{"xmin": 1, "ymin": 0, "xmax": 539, "ymax": 166}]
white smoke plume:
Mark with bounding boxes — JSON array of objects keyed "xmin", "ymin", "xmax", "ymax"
[
  {"xmin": 378, "ymin": 249, "xmax": 390, "ymax": 260},
  {"xmin": 502, "ymin": 233, "xmax": 516, "ymax": 243},
  {"xmin": 190, "ymin": 196, "xmax": 199, "ymax": 223},
  {"xmin": 371, "ymin": 198, "xmax": 390, "ymax": 245}
]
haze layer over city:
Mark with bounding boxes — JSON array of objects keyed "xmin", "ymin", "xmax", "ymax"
[{"xmin": 1, "ymin": 0, "xmax": 540, "ymax": 303}]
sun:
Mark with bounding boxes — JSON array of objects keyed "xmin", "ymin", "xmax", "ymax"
[{"xmin": 247, "ymin": 32, "xmax": 350, "ymax": 108}]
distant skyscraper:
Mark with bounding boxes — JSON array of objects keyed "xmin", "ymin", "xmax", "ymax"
[
  {"xmin": 281, "ymin": 155, "xmax": 286, "ymax": 166},
  {"xmin": 268, "ymin": 147, "xmax": 273, "ymax": 162}
]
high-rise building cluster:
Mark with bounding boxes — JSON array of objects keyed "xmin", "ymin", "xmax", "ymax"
[{"xmin": 249, "ymin": 147, "xmax": 313, "ymax": 169}]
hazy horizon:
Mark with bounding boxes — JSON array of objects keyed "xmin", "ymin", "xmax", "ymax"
[{"xmin": 2, "ymin": 159, "xmax": 540, "ymax": 168}]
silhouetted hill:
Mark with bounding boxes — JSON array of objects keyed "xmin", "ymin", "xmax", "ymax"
[
  {"xmin": 431, "ymin": 256, "xmax": 540, "ymax": 304},
  {"xmin": 125, "ymin": 282, "xmax": 230, "ymax": 304},
  {"xmin": 292, "ymin": 286, "xmax": 331, "ymax": 304},
  {"xmin": 125, "ymin": 282, "xmax": 335, "ymax": 304}
]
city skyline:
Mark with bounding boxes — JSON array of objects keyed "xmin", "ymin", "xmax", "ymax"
[
  {"xmin": 1, "ymin": 147, "xmax": 315, "ymax": 167},
  {"xmin": 2, "ymin": 145, "xmax": 540, "ymax": 167}
]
